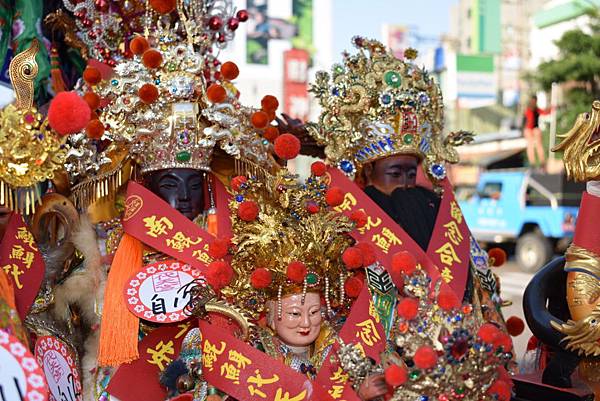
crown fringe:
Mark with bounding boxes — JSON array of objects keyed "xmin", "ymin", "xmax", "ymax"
[
  {"xmin": 233, "ymin": 157, "xmax": 271, "ymax": 182},
  {"xmin": 70, "ymin": 162, "xmax": 136, "ymax": 210},
  {"xmin": 0, "ymin": 181, "xmax": 42, "ymax": 215}
]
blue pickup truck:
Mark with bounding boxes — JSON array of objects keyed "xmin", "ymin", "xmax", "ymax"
[{"xmin": 458, "ymin": 170, "xmax": 582, "ymax": 272}]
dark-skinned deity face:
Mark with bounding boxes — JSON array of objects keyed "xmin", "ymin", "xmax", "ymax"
[{"xmin": 144, "ymin": 168, "xmax": 205, "ymax": 220}]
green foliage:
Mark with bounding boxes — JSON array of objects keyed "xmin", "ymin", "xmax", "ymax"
[{"xmin": 535, "ymin": 8, "xmax": 600, "ymax": 131}]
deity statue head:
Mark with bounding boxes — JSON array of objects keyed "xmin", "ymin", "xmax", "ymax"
[
  {"xmin": 144, "ymin": 168, "xmax": 205, "ymax": 220},
  {"xmin": 362, "ymin": 154, "xmax": 419, "ymax": 195},
  {"xmin": 267, "ymin": 292, "xmax": 322, "ymax": 347}
]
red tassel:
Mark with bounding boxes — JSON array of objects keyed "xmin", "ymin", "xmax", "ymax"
[{"xmin": 50, "ymin": 46, "xmax": 66, "ymax": 93}]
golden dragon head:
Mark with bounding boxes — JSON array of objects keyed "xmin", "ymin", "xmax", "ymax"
[
  {"xmin": 551, "ymin": 304, "xmax": 600, "ymax": 356},
  {"xmin": 552, "ymin": 100, "xmax": 600, "ymax": 182}
]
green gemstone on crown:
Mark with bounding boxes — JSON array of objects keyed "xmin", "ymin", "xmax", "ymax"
[
  {"xmin": 306, "ymin": 272, "xmax": 318, "ymax": 285},
  {"xmin": 403, "ymin": 134, "xmax": 414, "ymax": 144},
  {"xmin": 384, "ymin": 71, "xmax": 402, "ymax": 88},
  {"xmin": 176, "ymin": 150, "xmax": 191, "ymax": 162}
]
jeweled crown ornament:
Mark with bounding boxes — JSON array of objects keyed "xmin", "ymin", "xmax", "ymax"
[{"xmin": 308, "ymin": 37, "xmax": 472, "ymax": 181}]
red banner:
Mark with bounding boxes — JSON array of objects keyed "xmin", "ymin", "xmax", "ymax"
[
  {"xmin": 107, "ymin": 321, "xmax": 194, "ymax": 401},
  {"xmin": 0, "ymin": 213, "xmax": 45, "ymax": 320},
  {"xmin": 425, "ymin": 178, "xmax": 470, "ymax": 296},
  {"xmin": 199, "ymin": 320, "xmax": 334, "ymax": 401},
  {"xmin": 573, "ymin": 191, "xmax": 600, "ymax": 256},
  {"xmin": 122, "ymin": 182, "xmax": 214, "ymax": 270},
  {"xmin": 283, "ymin": 48, "xmax": 310, "ymax": 121}
]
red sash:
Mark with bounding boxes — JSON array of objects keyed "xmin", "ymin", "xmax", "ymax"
[
  {"xmin": 214, "ymin": 177, "xmax": 233, "ymax": 239},
  {"xmin": 573, "ymin": 191, "xmax": 600, "ymax": 256},
  {"xmin": 425, "ymin": 178, "xmax": 470, "ymax": 297},
  {"xmin": 122, "ymin": 182, "xmax": 215, "ymax": 269},
  {"xmin": 0, "ymin": 213, "xmax": 44, "ymax": 320}
]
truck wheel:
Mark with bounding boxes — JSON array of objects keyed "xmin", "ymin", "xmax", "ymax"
[{"xmin": 516, "ymin": 232, "xmax": 553, "ymax": 273}]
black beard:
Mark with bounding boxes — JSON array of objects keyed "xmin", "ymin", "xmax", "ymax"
[{"xmin": 364, "ymin": 186, "xmax": 441, "ymax": 251}]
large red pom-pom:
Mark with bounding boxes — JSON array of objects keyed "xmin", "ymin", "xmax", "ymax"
[
  {"xmin": 251, "ymin": 111, "xmax": 269, "ymax": 129},
  {"xmin": 384, "ymin": 364, "xmax": 408, "ymax": 387},
  {"xmin": 494, "ymin": 332, "xmax": 513, "ymax": 351},
  {"xmin": 221, "ymin": 61, "xmax": 240, "ymax": 80},
  {"xmin": 130, "ymin": 36, "xmax": 149, "ymax": 55},
  {"xmin": 325, "ymin": 187, "xmax": 345, "ymax": 207},
  {"xmin": 437, "ymin": 284, "xmax": 460, "ymax": 311},
  {"xmin": 208, "ymin": 237, "xmax": 230, "ymax": 259},
  {"xmin": 83, "ymin": 66, "xmax": 102, "ymax": 85},
  {"xmin": 488, "ymin": 247, "xmax": 507, "ymax": 267},
  {"xmin": 486, "ymin": 380, "xmax": 512, "ymax": 401},
  {"xmin": 355, "ymin": 242, "xmax": 376, "ymax": 266},
  {"xmin": 206, "ymin": 260, "xmax": 234, "ymax": 290},
  {"xmin": 231, "ymin": 175, "xmax": 247, "ymax": 191},
  {"xmin": 251, "ymin": 268, "xmax": 272, "ymax": 289},
  {"xmin": 477, "ymin": 323, "xmax": 501, "ymax": 344},
  {"xmin": 349, "ymin": 209, "xmax": 368, "ymax": 228},
  {"xmin": 273, "ymin": 133, "xmax": 301, "ymax": 160},
  {"xmin": 342, "ymin": 247, "xmax": 363, "ymax": 270},
  {"xmin": 305, "ymin": 201, "xmax": 320, "ymax": 214},
  {"xmin": 413, "ymin": 346, "xmax": 437, "ymax": 369},
  {"xmin": 263, "ymin": 126, "xmax": 279, "ymax": 141},
  {"xmin": 207, "ymin": 83, "xmax": 227, "ymax": 103},
  {"xmin": 506, "ymin": 316, "xmax": 525, "ymax": 337},
  {"xmin": 310, "ymin": 161, "xmax": 327, "ymax": 177},
  {"xmin": 83, "ymin": 92, "xmax": 100, "ymax": 110},
  {"xmin": 86, "ymin": 119, "xmax": 105, "ymax": 139},
  {"xmin": 397, "ymin": 297, "xmax": 419, "ymax": 320},
  {"xmin": 142, "ymin": 49, "xmax": 163, "ymax": 69},
  {"xmin": 238, "ymin": 201, "xmax": 259, "ymax": 221},
  {"xmin": 48, "ymin": 91, "xmax": 91, "ymax": 136},
  {"xmin": 261, "ymin": 95, "xmax": 279, "ymax": 112},
  {"xmin": 286, "ymin": 261, "xmax": 307, "ymax": 283},
  {"xmin": 391, "ymin": 251, "xmax": 417, "ymax": 276},
  {"xmin": 149, "ymin": 0, "xmax": 176, "ymax": 14},
  {"xmin": 344, "ymin": 275, "xmax": 363, "ymax": 298},
  {"xmin": 138, "ymin": 83, "xmax": 159, "ymax": 104}
]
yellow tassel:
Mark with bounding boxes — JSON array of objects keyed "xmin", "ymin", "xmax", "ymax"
[{"xmin": 97, "ymin": 233, "xmax": 142, "ymax": 366}]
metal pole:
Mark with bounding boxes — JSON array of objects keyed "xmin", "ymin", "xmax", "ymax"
[{"xmin": 548, "ymin": 82, "xmax": 558, "ymax": 161}]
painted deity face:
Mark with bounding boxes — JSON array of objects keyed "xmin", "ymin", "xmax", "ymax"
[
  {"xmin": 363, "ymin": 154, "xmax": 419, "ymax": 195},
  {"xmin": 144, "ymin": 168, "xmax": 204, "ymax": 220},
  {"xmin": 271, "ymin": 292, "xmax": 322, "ymax": 347}
]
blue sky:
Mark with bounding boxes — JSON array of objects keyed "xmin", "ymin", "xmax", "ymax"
[{"xmin": 332, "ymin": 0, "xmax": 458, "ymax": 61}]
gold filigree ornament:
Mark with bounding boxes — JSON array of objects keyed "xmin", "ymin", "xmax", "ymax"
[
  {"xmin": 0, "ymin": 40, "xmax": 67, "ymax": 214},
  {"xmin": 308, "ymin": 37, "xmax": 472, "ymax": 182}
]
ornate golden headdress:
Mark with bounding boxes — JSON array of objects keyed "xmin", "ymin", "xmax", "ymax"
[
  {"xmin": 216, "ymin": 168, "xmax": 364, "ymax": 318},
  {"xmin": 0, "ymin": 40, "xmax": 68, "ymax": 214},
  {"xmin": 308, "ymin": 37, "xmax": 472, "ymax": 181}
]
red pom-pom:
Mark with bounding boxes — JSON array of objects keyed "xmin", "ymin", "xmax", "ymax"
[
  {"xmin": 437, "ymin": 284, "xmax": 460, "ymax": 311},
  {"xmin": 384, "ymin": 364, "xmax": 408, "ymax": 387},
  {"xmin": 231, "ymin": 175, "xmax": 248, "ymax": 191},
  {"xmin": 238, "ymin": 201, "xmax": 259, "ymax": 221},
  {"xmin": 138, "ymin": 83, "xmax": 159, "ymax": 104},
  {"xmin": 413, "ymin": 346, "xmax": 437, "ymax": 369},
  {"xmin": 488, "ymin": 247, "xmax": 507, "ymax": 267},
  {"xmin": 149, "ymin": 0, "xmax": 176, "ymax": 14},
  {"xmin": 286, "ymin": 261, "xmax": 307, "ymax": 283},
  {"xmin": 310, "ymin": 161, "xmax": 327, "ymax": 177},
  {"xmin": 86, "ymin": 119, "xmax": 105, "ymax": 139},
  {"xmin": 251, "ymin": 268, "xmax": 272, "ymax": 289},
  {"xmin": 477, "ymin": 323, "xmax": 501, "ymax": 344},
  {"xmin": 221, "ymin": 61, "xmax": 240, "ymax": 80},
  {"xmin": 325, "ymin": 187, "xmax": 345, "ymax": 207},
  {"xmin": 251, "ymin": 111, "xmax": 269, "ymax": 129},
  {"xmin": 494, "ymin": 332, "xmax": 513, "ymax": 351},
  {"xmin": 487, "ymin": 380, "xmax": 512, "ymax": 401},
  {"xmin": 206, "ymin": 260, "xmax": 234, "ymax": 290},
  {"xmin": 391, "ymin": 251, "xmax": 417, "ymax": 276},
  {"xmin": 263, "ymin": 126, "xmax": 279, "ymax": 141},
  {"xmin": 306, "ymin": 201, "xmax": 320, "ymax": 214},
  {"xmin": 506, "ymin": 316, "xmax": 525, "ymax": 337},
  {"xmin": 83, "ymin": 92, "xmax": 100, "ymax": 110},
  {"xmin": 261, "ymin": 95, "xmax": 279, "ymax": 112},
  {"xmin": 207, "ymin": 83, "xmax": 227, "ymax": 103},
  {"xmin": 83, "ymin": 66, "xmax": 102, "ymax": 85},
  {"xmin": 208, "ymin": 237, "xmax": 230, "ymax": 259},
  {"xmin": 355, "ymin": 242, "xmax": 376, "ymax": 266},
  {"xmin": 142, "ymin": 49, "xmax": 163, "ymax": 69},
  {"xmin": 130, "ymin": 36, "xmax": 149, "ymax": 55},
  {"xmin": 273, "ymin": 133, "xmax": 301, "ymax": 160},
  {"xmin": 349, "ymin": 209, "xmax": 368, "ymax": 228},
  {"xmin": 344, "ymin": 275, "xmax": 363, "ymax": 298},
  {"xmin": 48, "ymin": 91, "xmax": 91, "ymax": 136},
  {"xmin": 342, "ymin": 247, "xmax": 363, "ymax": 270},
  {"xmin": 397, "ymin": 297, "xmax": 419, "ymax": 320}
]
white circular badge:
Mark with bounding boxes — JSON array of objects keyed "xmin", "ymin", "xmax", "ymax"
[{"xmin": 35, "ymin": 336, "xmax": 82, "ymax": 401}]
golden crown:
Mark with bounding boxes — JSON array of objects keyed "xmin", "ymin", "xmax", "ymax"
[{"xmin": 309, "ymin": 37, "xmax": 472, "ymax": 181}]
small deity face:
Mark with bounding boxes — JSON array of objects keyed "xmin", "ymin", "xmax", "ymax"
[
  {"xmin": 269, "ymin": 292, "xmax": 322, "ymax": 347},
  {"xmin": 145, "ymin": 168, "xmax": 204, "ymax": 220},
  {"xmin": 363, "ymin": 154, "xmax": 419, "ymax": 195}
]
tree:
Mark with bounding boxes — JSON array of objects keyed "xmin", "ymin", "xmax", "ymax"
[{"xmin": 535, "ymin": 8, "xmax": 600, "ymax": 133}]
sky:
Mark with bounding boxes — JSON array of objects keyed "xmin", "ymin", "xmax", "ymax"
[{"xmin": 332, "ymin": 0, "xmax": 458, "ymax": 61}]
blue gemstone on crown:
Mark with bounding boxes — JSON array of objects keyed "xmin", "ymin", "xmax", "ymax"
[
  {"xmin": 430, "ymin": 163, "xmax": 446, "ymax": 180},
  {"xmin": 339, "ymin": 160, "xmax": 355, "ymax": 174}
]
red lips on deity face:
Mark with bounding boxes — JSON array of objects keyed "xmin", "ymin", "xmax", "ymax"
[{"xmin": 271, "ymin": 292, "xmax": 322, "ymax": 347}]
